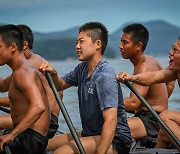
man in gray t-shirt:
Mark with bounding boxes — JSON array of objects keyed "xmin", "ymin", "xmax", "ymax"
[
  {"xmin": 63, "ymin": 58, "xmax": 130, "ymax": 140},
  {"xmin": 40, "ymin": 22, "xmax": 131, "ymax": 154}
]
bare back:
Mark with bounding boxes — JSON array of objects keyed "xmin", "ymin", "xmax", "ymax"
[
  {"xmin": 8, "ymin": 59, "xmax": 50, "ymax": 136},
  {"xmin": 28, "ymin": 53, "xmax": 60, "ymax": 117},
  {"xmin": 134, "ymin": 55, "xmax": 168, "ymax": 113}
]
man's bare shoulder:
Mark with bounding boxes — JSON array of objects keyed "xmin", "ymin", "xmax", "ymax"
[
  {"xmin": 135, "ymin": 55, "xmax": 162, "ymax": 74},
  {"xmin": 147, "ymin": 55, "xmax": 164, "ymax": 69},
  {"xmin": 31, "ymin": 53, "xmax": 46, "ymax": 61},
  {"xmin": 13, "ymin": 62, "xmax": 38, "ymax": 81},
  {"xmin": 29, "ymin": 53, "xmax": 47, "ymax": 68}
]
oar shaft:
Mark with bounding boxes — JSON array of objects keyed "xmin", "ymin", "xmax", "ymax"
[
  {"xmin": 45, "ymin": 72, "xmax": 86, "ymax": 154},
  {"xmin": 124, "ymin": 81, "xmax": 180, "ymax": 149},
  {"xmin": 0, "ymin": 106, "xmax": 10, "ymax": 114}
]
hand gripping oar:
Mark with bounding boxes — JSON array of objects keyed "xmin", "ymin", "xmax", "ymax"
[
  {"xmin": 124, "ymin": 81, "xmax": 180, "ymax": 150},
  {"xmin": 45, "ymin": 72, "xmax": 86, "ymax": 154},
  {"xmin": 0, "ymin": 130, "xmax": 11, "ymax": 154},
  {"xmin": 0, "ymin": 106, "xmax": 10, "ymax": 114}
]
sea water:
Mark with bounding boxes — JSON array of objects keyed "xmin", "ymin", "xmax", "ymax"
[{"xmin": 0, "ymin": 56, "xmax": 179, "ymax": 132}]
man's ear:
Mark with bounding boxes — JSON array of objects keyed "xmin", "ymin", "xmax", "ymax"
[
  {"xmin": 10, "ymin": 42, "xmax": 17, "ymax": 54},
  {"xmin": 23, "ymin": 41, "xmax": 28, "ymax": 50},
  {"xmin": 96, "ymin": 40, "xmax": 102, "ymax": 51},
  {"xmin": 136, "ymin": 42, "xmax": 143, "ymax": 51}
]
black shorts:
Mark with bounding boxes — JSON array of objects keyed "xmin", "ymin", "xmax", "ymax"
[
  {"xmin": 112, "ymin": 133, "xmax": 132, "ymax": 154},
  {"xmin": 135, "ymin": 110, "xmax": 160, "ymax": 137},
  {"xmin": 81, "ymin": 131, "xmax": 131, "ymax": 154},
  {"xmin": 4, "ymin": 128, "xmax": 48, "ymax": 154},
  {"xmin": 47, "ymin": 113, "xmax": 59, "ymax": 139},
  {"xmin": 81, "ymin": 131, "xmax": 101, "ymax": 137}
]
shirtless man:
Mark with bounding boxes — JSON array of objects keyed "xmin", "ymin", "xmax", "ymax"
[
  {"xmin": 0, "ymin": 24, "xmax": 50, "ymax": 153},
  {"xmin": 0, "ymin": 24, "xmax": 62, "ymax": 139},
  {"xmin": 117, "ymin": 36, "xmax": 180, "ymax": 150},
  {"xmin": 17, "ymin": 24, "xmax": 62, "ymax": 139},
  {"xmin": 116, "ymin": 23, "xmax": 174, "ymax": 141}
]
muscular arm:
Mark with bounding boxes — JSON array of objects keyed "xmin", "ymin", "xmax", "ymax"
[
  {"xmin": 0, "ymin": 75, "xmax": 12, "ymax": 92},
  {"xmin": 0, "ymin": 97, "xmax": 10, "ymax": 107},
  {"xmin": 10, "ymin": 70, "xmax": 46, "ymax": 138},
  {"xmin": 131, "ymin": 69, "xmax": 177, "ymax": 86},
  {"xmin": 164, "ymin": 67, "xmax": 176, "ymax": 98},
  {"xmin": 124, "ymin": 83, "xmax": 149, "ymax": 111},
  {"xmin": 156, "ymin": 63, "xmax": 176, "ymax": 98},
  {"xmin": 96, "ymin": 107, "xmax": 117, "ymax": 154},
  {"xmin": 166, "ymin": 80, "xmax": 175, "ymax": 98},
  {"xmin": 49, "ymin": 71, "xmax": 71, "ymax": 91},
  {"xmin": 124, "ymin": 64, "xmax": 151, "ymax": 111}
]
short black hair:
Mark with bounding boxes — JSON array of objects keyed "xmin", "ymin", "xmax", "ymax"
[
  {"xmin": 0, "ymin": 24, "xmax": 23, "ymax": 52},
  {"xmin": 17, "ymin": 24, "xmax": 34, "ymax": 49},
  {"xmin": 123, "ymin": 23, "xmax": 149, "ymax": 51},
  {"xmin": 79, "ymin": 21, "xmax": 108, "ymax": 55}
]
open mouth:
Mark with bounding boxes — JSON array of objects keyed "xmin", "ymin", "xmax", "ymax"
[
  {"xmin": 169, "ymin": 59, "xmax": 173, "ymax": 63},
  {"xmin": 169, "ymin": 55, "xmax": 173, "ymax": 63}
]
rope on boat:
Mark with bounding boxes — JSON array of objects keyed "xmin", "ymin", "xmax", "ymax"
[
  {"xmin": 124, "ymin": 81, "xmax": 180, "ymax": 150},
  {"xmin": 45, "ymin": 72, "xmax": 86, "ymax": 154}
]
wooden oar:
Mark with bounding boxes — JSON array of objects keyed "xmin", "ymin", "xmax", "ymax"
[
  {"xmin": 0, "ymin": 106, "xmax": 10, "ymax": 114},
  {"xmin": 124, "ymin": 81, "xmax": 180, "ymax": 150},
  {"xmin": 0, "ymin": 130, "xmax": 11, "ymax": 154},
  {"xmin": 45, "ymin": 72, "xmax": 86, "ymax": 154}
]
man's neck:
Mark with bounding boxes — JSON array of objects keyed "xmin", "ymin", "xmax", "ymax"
[
  {"xmin": 8, "ymin": 52, "xmax": 25, "ymax": 71},
  {"xmin": 87, "ymin": 55, "xmax": 102, "ymax": 77},
  {"xmin": 24, "ymin": 49, "xmax": 33, "ymax": 59},
  {"xmin": 130, "ymin": 53, "xmax": 144, "ymax": 66}
]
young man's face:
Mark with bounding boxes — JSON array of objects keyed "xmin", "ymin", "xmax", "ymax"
[
  {"xmin": 0, "ymin": 37, "xmax": 11, "ymax": 66},
  {"xmin": 119, "ymin": 33, "xmax": 138, "ymax": 59},
  {"xmin": 172, "ymin": 40, "xmax": 180, "ymax": 71},
  {"xmin": 76, "ymin": 31, "xmax": 98, "ymax": 61}
]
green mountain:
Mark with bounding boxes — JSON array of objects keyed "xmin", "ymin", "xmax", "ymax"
[
  {"xmin": 33, "ymin": 37, "xmax": 116, "ymax": 60},
  {"xmin": 33, "ymin": 27, "xmax": 116, "ymax": 60},
  {"xmin": 1, "ymin": 20, "xmax": 180, "ymax": 60},
  {"xmin": 109, "ymin": 20, "xmax": 180, "ymax": 56}
]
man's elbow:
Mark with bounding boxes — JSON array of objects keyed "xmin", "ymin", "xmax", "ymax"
[
  {"xmin": 0, "ymin": 86, "xmax": 9, "ymax": 92},
  {"xmin": 125, "ymin": 102, "xmax": 139, "ymax": 111},
  {"xmin": 108, "ymin": 117, "xmax": 117, "ymax": 129},
  {"xmin": 36, "ymin": 104, "xmax": 46, "ymax": 114}
]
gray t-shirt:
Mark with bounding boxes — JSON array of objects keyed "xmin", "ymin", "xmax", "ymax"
[{"xmin": 63, "ymin": 58, "xmax": 130, "ymax": 140}]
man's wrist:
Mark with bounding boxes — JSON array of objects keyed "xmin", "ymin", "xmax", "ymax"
[
  {"xmin": 51, "ymin": 69, "xmax": 57, "ymax": 76},
  {"xmin": 130, "ymin": 75, "xmax": 135, "ymax": 82}
]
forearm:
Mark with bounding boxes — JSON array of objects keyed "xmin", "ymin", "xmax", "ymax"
[
  {"xmin": 166, "ymin": 80, "xmax": 175, "ymax": 98},
  {"xmin": 131, "ymin": 72, "xmax": 160, "ymax": 86},
  {"xmin": 96, "ymin": 119, "xmax": 116, "ymax": 154},
  {"xmin": 51, "ymin": 70, "xmax": 64, "ymax": 91},
  {"xmin": 0, "ymin": 75, "xmax": 12, "ymax": 92},
  {"xmin": 124, "ymin": 98, "xmax": 137, "ymax": 111},
  {"xmin": 0, "ymin": 97, "xmax": 10, "ymax": 107}
]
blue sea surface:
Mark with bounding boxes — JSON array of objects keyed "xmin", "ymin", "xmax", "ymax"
[{"xmin": 0, "ymin": 56, "xmax": 179, "ymax": 132}]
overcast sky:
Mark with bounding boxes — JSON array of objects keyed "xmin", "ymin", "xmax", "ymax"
[{"xmin": 0, "ymin": 0, "xmax": 179, "ymax": 33}]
